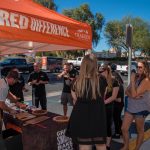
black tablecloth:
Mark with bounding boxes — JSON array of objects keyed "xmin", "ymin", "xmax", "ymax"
[{"xmin": 3, "ymin": 112, "xmax": 76, "ymax": 150}]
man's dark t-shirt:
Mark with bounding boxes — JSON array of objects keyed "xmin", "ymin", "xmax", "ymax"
[
  {"xmin": 28, "ymin": 71, "xmax": 49, "ymax": 95},
  {"xmin": 9, "ymin": 75, "xmax": 25, "ymax": 102},
  {"xmin": 63, "ymin": 69, "xmax": 79, "ymax": 93}
]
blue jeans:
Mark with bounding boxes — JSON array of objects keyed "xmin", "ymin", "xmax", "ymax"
[{"xmin": 128, "ymin": 110, "xmax": 149, "ymax": 118}]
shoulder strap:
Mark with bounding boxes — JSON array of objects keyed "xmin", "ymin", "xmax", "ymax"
[
  {"xmin": 3, "ymin": 78, "xmax": 7, "ymax": 85},
  {"xmin": 137, "ymin": 78, "xmax": 144, "ymax": 86}
]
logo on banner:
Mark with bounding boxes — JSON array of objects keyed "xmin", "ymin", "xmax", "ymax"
[
  {"xmin": 0, "ymin": 9, "xmax": 70, "ymax": 38},
  {"xmin": 57, "ymin": 129, "xmax": 73, "ymax": 150},
  {"xmin": 75, "ymin": 29, "xmax": 90, "ymax": 41}
]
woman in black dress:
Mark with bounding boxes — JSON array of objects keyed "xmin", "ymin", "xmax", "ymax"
[{"xmin": 66, "ymin": 54, "xmax": 107, "ymax": 150}]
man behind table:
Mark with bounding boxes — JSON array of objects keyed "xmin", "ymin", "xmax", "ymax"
[
  {"xmin": 28, "ymin": 62, "xmax": 49, "ymax": 110},
  {"xmin": 0, "ymin": 71, "xmax": 20, "ymax": 133},
  {"xmin": 9, "ymin": 67, "xmax": 28, "ymax": 102}
]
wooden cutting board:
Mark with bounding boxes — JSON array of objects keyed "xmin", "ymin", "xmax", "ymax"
[
  {"xmin": 15, "ymin": 112, "xmax": 36, "ymax": 121},
  {"xmin": 24, "ymin": 116, "xmax": 50, "ymax": 125}
]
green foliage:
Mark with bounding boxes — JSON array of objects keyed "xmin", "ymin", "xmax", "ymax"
[
  {"xmin": 34, "ymin": 0, "xmax": 57, "ymax": 10},
  {"xmin": 36, "ymin": 52, "xmax": 58, "ymax": 57},
  {"xmin": 105, "ymin": 21, "xmax": 125, "ymax": 49},
  {"xmin": 62, "ymin": 4, "xmax": 104, "ymax": 48},
  {"xmin": 104, "ymin": 16, "xmax": 150, "ymax": 57}
]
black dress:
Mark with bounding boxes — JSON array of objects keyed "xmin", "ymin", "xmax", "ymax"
[{"xmin": 66, "ymin": 79, "xmax": 107, "ymax": 145}]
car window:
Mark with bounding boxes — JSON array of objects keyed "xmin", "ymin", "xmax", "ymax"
[
  {"xmin": 131, "ymin": 62, "xmax": 137, "ymax": 66},
  {"xmin": 78, "ymin": 58, "xmax": 81, "ymax": 61},
  {"xmin": 11, "ymin": 60, "xmax": 16, "ymax": 64},
  {"xmin": 14, "ymin": 59, "xmax": 26, "ymax": 65},
  {"xmin": 2, "ymin": 58, "xmax": 12, "ymax": 63}
]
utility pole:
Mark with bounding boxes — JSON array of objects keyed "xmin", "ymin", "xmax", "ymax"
[{"xmin": 126, "ymin": 24, "xmax": 133, "ymax": 85}]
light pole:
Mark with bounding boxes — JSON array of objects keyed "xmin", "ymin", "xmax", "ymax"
[{"xmin": 126, "ymin": 24, "xmax": 133, "ymax": 85}]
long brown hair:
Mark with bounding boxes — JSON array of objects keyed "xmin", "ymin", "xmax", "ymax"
[
  {"xmin": 101, "ymin": 64, "xmax": 113, "ymax": 92},
  {"xmin": 137, "ymin": 60, "xmax": 150, "ymax": 81},
  {"xmin": 73, "ymin": 54, "xmax": 100, "ymax": 100}
]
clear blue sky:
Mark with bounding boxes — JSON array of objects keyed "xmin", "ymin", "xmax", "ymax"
[{"xmin": 55, "ymin": 0, "xmax": 150, "ymax": 51}]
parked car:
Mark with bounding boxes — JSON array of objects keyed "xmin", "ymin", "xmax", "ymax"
[
  {"xmin": 117, "ymin": 61, "xmax": 137, "ymax": 75},
  {"xmin": 0, "ymin": 57, "xmax": 34, "ymax": 76},
  {"xmin": 67, "ymin": 57, "xmax": 83, "ymax": 67},
  {"xmin": 41, "ymin": 56, "xmax": 63, "ymax": 73},
  {"xmin": 97, "ymin": 61, "xmax": 105, "ymax": 67}
]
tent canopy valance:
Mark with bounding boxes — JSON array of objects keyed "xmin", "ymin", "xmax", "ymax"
[{"xmin": 0, "ymin": 0, "xmax": 92, "ymax": 55}]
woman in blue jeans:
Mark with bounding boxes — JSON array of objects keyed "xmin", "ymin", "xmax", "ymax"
[{"xmin": 121, "ymin": 61, "xmax": 150, "ymax": 150}]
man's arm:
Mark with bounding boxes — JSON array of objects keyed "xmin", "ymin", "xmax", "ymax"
[
  {"xmin": 7, "ymin": 92, "xmax": 20, "ymax": 103},
  {"xmin": 27, "ymin": 73, "xmax": 36, "ymax": 86},
  {"xmin": 131, "ymin": 78, "xmax": 150, "ymax": 98},
  {"xmin": 0, "ymin": 101, "xmax": 15, "ymax": 114},
  {"xmin": 39, "ymin": 72, "xmax": 49, "ymax": 84},
  {"xmin": 71, "ymin": 90, "xmax": 77, "ymax": 105},
  {"xmin": 125, "ymin": 85, "xmax": 132, "ymax": 97},
  {"xmin": 57, "ymin": 71, "xmax": 65, "ymax": 79}
]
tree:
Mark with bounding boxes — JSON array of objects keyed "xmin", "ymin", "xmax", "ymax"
[
  {"xmin": 34, "ymin": 0, "xmax": 60, "ymax": 57},
  {"xmin": 104, "ymin": 21, "xmax": 125, "ymax": 56},
  {"xmin": 142, "ymin": 34, "xmax": 150, "ymax": 57},
  {"xmin": 34, "ymin": 0, "xmax": 57, "ymax": 11},
  {"xmin": 62, "ymin": 4, "xmax": 104, "ymax": 48},
  {"xmin": 104, "ymin": 16, "xmax": 150, "ymax": 57}
]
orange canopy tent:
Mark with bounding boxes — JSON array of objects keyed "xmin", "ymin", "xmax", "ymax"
[{"xmin": 0, "ymin": 0, "xmax": 92, "ymax": 55}]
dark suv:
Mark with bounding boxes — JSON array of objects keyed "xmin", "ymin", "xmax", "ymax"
[{"xmin": 0, "ymin": 57, "xmax": 34, "ymax": 76}]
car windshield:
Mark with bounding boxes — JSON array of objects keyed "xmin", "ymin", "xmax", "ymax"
[
  {"xmin": 131, "ymin": 62, "xmax": 137, "ymax": 66},
  {"xmin": 1, "ymin": 58, "xmax": 12, "ymax": 63},
  {"xmin": 97, "ymin": 61, "xmax": 105, "ymax": 66}
]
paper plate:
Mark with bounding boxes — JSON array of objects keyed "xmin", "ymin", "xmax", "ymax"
[
  {"xmin": 52, "ymin": 116, "xmax": 69, "ymax": 123},
  {"xmin": 32, "ymin": 110, "xmax": 48, "ymax": 116}
]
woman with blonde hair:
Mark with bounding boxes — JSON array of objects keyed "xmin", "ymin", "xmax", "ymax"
[
  {"xmin": 100, "ymin": 64, "xmax": 119, "ymax": 150},
  {"xmin": 121, "ymin": 60, "xmax": 150, "ymax": 150},
  {"xmin": 66, "ymin": 54, "xmax": 107, "ymax": 150}
]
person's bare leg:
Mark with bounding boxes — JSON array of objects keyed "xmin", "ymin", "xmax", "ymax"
[
  {"xmin": 120, "ymin": 112, "xmax": 134, "ymax": 150},
  {"xmin": 79, "ymin": 145, "xmax": 92, "ymax": 150},
  {"xmin": 96, "ymin": 144, "xmax": 106, "ymax": 150},
  {"xmin": 63, "ymin": 104, "xmax": 67, "ymax": 116},
  {"xmin": 134, "ymin": 117, "xmax": 145, "ymax": 150},
  {"xmin": 106, "ymin": 137, "xmax": 111, "ymax": 148}
]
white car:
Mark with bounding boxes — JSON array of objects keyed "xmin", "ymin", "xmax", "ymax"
[
  {"xmin": 67, "ymin": 57, "xmax": 83, "ymax": 67},
  {"xmin": 117, "ymin": 61, "xmax": 137, "ymax": 75}
]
